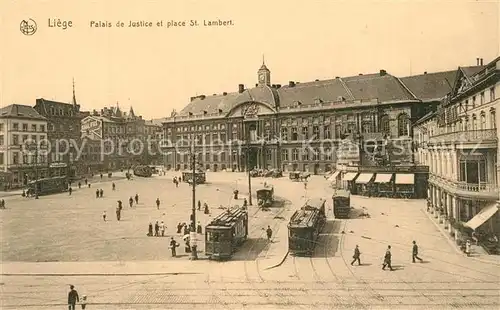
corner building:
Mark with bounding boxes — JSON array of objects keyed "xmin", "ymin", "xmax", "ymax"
[
  {"xmin": 162, "ymin": 61, "xmax": 456, "ymax": 173},
  {"xmin": 415, "ymin": 57, "xmax": 500, "ymax": 238}
]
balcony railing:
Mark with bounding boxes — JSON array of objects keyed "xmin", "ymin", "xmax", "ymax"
[
  {"xmin": 429, "ymin": 174, "xmax": 499, "ymax": 195},
  {"xmin": 428, "ymin": 129, "xmax": 497, "ymax": 144}
]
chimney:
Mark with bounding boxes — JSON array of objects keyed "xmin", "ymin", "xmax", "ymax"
[
  {"xmin": 379, "ymin": 69, "xmax": 387, "ymax": 76},
  {"xmin": 335, "ymin": 76, "xmax": 340, "ymax": 79},
  {"xmin": 189, "ymin": 112, "xmax": 193, "ymax": 116},
  {"xmin": 255, "ymin": 84, "xmax": 258, "ymax": 87},
  {"xmin": 315, "ymin": 79, "xmax": 319, "ymax": 81},
  {"xmin": 289, "ymin": 81, "xmax": 295, "ymax": 87},
  {"xmin": 480, "ymin": 58, "xmax": 484, "ymax": 66},
  {"xmin": 223, "ymin": 92, "xmax": 227, "ymax": 96},
  {"xmin": 238, "ymin": 84, "xmax": 244, "ymax": 93},
  {"xmin": 476, "ymin": 58, "xmax": 480, "ymax": 66},
  {"xmin": 218, "ymin": 109, "xmax": 223, "ymax": 114},
  {"xmin": 276, "ymin": 84, "xmax": 281, "ymax": 88},
  {"xmin": 424, "ymin": 71, "xmax": 427, "ymax": 74},
  {"xmin": 200, "ymin": 95, "xmax": 206, "ymax": 100},
  {"xmin": 203, "ymin": 110, "xmax": 207, "ymax": 115},
  {"xmin": 190, "ymin": 96, "xmax": 195, "ymax": 102}
]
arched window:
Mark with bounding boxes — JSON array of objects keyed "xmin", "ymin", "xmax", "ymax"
[
  {"xmin": 490, "ymin": 108, "xmax": 496, "ymax": 129},
  {"xmin": 472, "ymin": 114, "xmax": 477, "ymax": 130},
  {"xmin": 397, "ymin": 113, "xmax": 410, "ymax": 136},
  {"xmin": 480, "ymin": 112, "xmax": 486, "ymax": 130},
  {"xmin": 380, "ymin": 115, "xmax": 390, "ymax": 133}
]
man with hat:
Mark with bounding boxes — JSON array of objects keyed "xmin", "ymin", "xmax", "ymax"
[{"xmin": 68, "ymin": 284, "xmax": 79, "ymax": 310}]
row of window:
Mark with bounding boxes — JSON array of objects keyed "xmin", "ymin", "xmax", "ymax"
[
  {"xmin": 0, "ymin": 123, "xmax": 45, "ymax": 132},
  {"xmin": 0, "ymin": 152, "xmax": 47, "ymax": 165},
  {"xmin": 0, "ymin": 134, "xmax": 47, "ymax": 146},
  {"xmin": 459, "ymin": 86, "xmax": 496, "ymax": 113},
  {"xmin": 172, "ymin": 148, "xmax": 335, "ymax": 163}
]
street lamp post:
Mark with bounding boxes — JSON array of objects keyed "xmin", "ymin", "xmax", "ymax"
[{"xmin": 245, "ymin": 121, "xmax": 253, "ymax": 206}]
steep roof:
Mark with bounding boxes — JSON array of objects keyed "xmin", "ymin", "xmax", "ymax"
[
  {"xmin": 178, "ymin": 69, "xmax": 460, "ymax": 117},
  {"xmin": 400, "ymin": 70, "xmax": 456, "ymax": 101},
  {"xmin": 461, "ymin": 66, "xmax": 486, "ymax": 78},
  {"xmin": 0, "ymin": 104, "xmax": 46, "ymax": 120}
]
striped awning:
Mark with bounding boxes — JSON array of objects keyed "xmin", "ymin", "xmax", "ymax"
[
  {"xmin": 356, "ymin": 173, "xmax": 373, "ymax": 184},
  {"xmin": 328, "ymin": 171, "xmax": 340, "ymax": 182},
  {"xmin": 343, "ymin": 172, "xmax": 358, "ymax": 181},
  {"xmin": 395, "ymin": 174, "xmax": 414, "ymax": 185},
  {"xmin": 374, "ymin": 173, "xmax": 393, "ymax": 183}
]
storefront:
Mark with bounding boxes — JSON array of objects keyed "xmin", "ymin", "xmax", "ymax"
[
  {"xmin": 327, "ymin": 170, "xmax": 341, "ymax": 188},
  {"xmin": 342, "ymin": 172, "xmax": 359, "ymax": 193},
  {"xmin": 373, "ymin": 173, "xmax": 394, "ymax": 197},
  {"xmin": 49, "ymin": 162, "xmax": 68, "ymax": 177},
  {"xmin": 394, "ymin": 173, "xmax": 415, "ymax": 198},
  {"xmin": 354, "ymin": 173, "xmax": 374, "ymax": 196}
]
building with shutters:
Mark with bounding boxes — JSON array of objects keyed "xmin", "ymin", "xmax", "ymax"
[
  {"xmin": 0, "ymin": 104, "xmax": 48, "ymax": 189},
  {"xmin": 414, "ymin": 56, "xmax": 500, "ymax": 243}
]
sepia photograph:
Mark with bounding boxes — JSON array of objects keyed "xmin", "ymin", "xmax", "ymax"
[{"xmin": 1, "ymin": 0, "xmax": 499, "ymax": 309}]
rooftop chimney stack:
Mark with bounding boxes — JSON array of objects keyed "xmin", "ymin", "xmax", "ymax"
[
  {"xmin": 289, "ymin": 81, "xmax": 295, "ymax": 87},
  {"xmin": 379, "ymin": 69, "xmax": 387, "ymax": 76},
  {"xmin": 238, "ymin": 84, "xmax": 244, "ymax": 93},
  {"xmin": 476, "ymin": 58, "xmax": 480, "ymax": 66},
  {"xmin": 480, "ymin": 58, "xmax": 484, "ymax": 66}
]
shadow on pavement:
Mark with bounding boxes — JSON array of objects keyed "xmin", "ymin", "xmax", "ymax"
[
  {"xmin": 349, "ymin": 207, "xmax": 371, "ymax": 219},
  {"xmin": 313, "ymin": 220, "xmax": 341, "ymax": 258},
  {"xmin": 231, "ymin": 237, "xmax": 270, "ymax": 261}
]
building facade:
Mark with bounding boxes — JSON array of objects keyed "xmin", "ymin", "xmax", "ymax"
[
  {"xmin": 0, "ymin": 104, "xmax": 48, "ymax": 189},
  {"xmin": 33, "ymin": 91, "xmax": 89, "ymax": 179},
  {"xmin": 161, "ymin": 62, "xmax": 456, "ymax": 178},
  {"xmin": 81, "ymin": 105, "xmax": 150, "ymax": 171},
  {"xmin": 415, "ymin": 57, "xmax": 500, "ymax": 238}
]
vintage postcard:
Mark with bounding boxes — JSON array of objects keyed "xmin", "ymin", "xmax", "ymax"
[{"xmin": 1, "ymin": 0, "xmax": 499, "ymax": 309}]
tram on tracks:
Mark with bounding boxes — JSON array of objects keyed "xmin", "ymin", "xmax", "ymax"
[
  {"xmin": 182, "ymin": 171, "xmax": 206, "ymax": 184},
  {"xmin": 287, "ymin": 198, "xmax": 326, "ymax": 256},
  {"xmin": 333, "ymin": 190, "xmax": 351, "ymax": 219},
  {"xmin": 26, "ymin": 176, "xmax": 68, "ymax": 196},
  {"xmin": 133, "ymin": 165, "xmax": 153, "ymax": 177},
  {"xmin": 205, "ymin": 207, "xmax": 248, "ymax": 260}
]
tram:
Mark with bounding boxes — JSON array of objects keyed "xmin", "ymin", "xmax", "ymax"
[
  {"xmin": 205, "ymin": 207, "xmax": 249, "ymax": 260},
  {"xmin": 333, "ymin": 190, "xmax": 351, "ymax": 219},
  {"xmin": 288, "ymin": 198, "xmax": 326, "ymax": 256},
  {"xmin": 26, "ymin": 176, "xmax": 68, "ymax": 196},
  {"xmin": 182, "ymin": 171, "xmax": 206, "ymax": 184}
]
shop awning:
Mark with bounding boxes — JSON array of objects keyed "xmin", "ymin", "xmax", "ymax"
[
  {"xmin": 328, "ymin": 171, "xmax": 340, "ymax": 182},
  {"xmin": 465, "ymin": 203, "xmax": 499, "ymax": 230},
  {"xmin": 356, "ymin": 173, "xmax": 373, "ymax": 184},
  {"xmin": 374, "ymin": 173, "xmax": 393, "ymax": 183},
  {"xmin": 395, "ymin": 174, "xmax": 414, "ymax": 184},
  {"xmin": 343, "ymin": 172, "xmax": 358, "ymax": 182}
]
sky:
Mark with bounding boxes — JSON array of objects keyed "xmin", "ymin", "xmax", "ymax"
[{"xmin": 1, "ymin": 0, "xmax": 499, "ymax": 119}]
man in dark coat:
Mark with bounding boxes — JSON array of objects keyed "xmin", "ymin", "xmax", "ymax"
[
  {"xmin": 197, "ymin": 200, "xmax": 201, "ymax": 211},
  {"xmin": 148, "ymin": 222, "xmax": 153, "ymax": 236},
  {"xmin": 156, "ymin": 198, "xmax": 160, "ymax": 210},
  {"xmin": 170, "ymin": 237, "xmax": 178, "ymax": 257},
  {"xmin": 382, "ymin": 245, "xmax": 394, "ymax": 271},
  {"xmin": 412, "ymin": 241, "xmax": 424, "ymax": 263},
  {"xmin": 99, "ymin": 189, "xmax": 103, "ymax": 198},
  {"xmin": 351, "ymin": 245, "xmax": 361, "ymax": 265},
  {"xmin": 67, "ymin": 284, "xmax": 79, "ymax": 310},
  {"xmin": 266, "ymin": 226, "xmax": 273, "ymax": 241},
  {"xmin": 154, "ymin": 221, "xmax": 159, "ymax": 237},
  {"xmin": 96, "ymin": 189, "xmax": 99, "ymax": 198},
  {"xmin": 135, "ymin": 193, "xmax": 139, "ymax": 204}
]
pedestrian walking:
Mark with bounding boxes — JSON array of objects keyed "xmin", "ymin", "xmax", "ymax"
[
  {"xmin": 170, "ymin": 237, "xmax": 178, "ymax": 257},
  {"xmin": 85, "ymin": 178, "xmax": 88, "ymax": 185},
  {"xmin": 156, "ymin": 198, "xmax": 160, "ymax": 210},
  {"xmin": 176, "ymin": 222, "xmax": 183, "ymax": 234},
  {"xmin": 78, "ymin": 182, "xmax": 81, "ymax": 189},
  {"xmin": 351, "ymin": 245, "xmax": 361, "ymax": 265},
  {"xmin": 160, "ymin": 221, "xmax": 165, "ymax": 236},
  {"xmin": 382, "ymin": 245, "xmax": 394, "ymax": 271},
  {"xmin": 154, "ymin": 221, "xmax": 159, "ymax": 237},
  {"xmin": 100, "ymin": 173, "xmax": 103, "ymax": 179},
  {"xmin": 204, "ymin": 203, "xmax": 209, "ymax": 214},
  {"xmin": 412, "ymin": 241, "xmax": 423, "ymax": 263},
  {"xmin": 465, "ymin": 240, "xmax": 471, "ymax": 256},
  {"xmin": 112, "ymin": 182, "xmax": 116, "ymax": 190},
  {"xmin": 243, "ymin": 198, "xmax": 248, "ymax": 207},
  {"xmin": 102, "ymin": 211, "xmax": 106, "ymax": 222},
  {"xmin": 99, "ymin": 188, "xmax": 103, "ymax": 198},
  {"xmin": 69, "ymin": 187, "xmax": 72, "ymax": 195},
  {"xmin": 88, "ymin": 183, "xmax": 91, "ymax": 188},
  {"xmin": 67, "ymin": 284, "xmax": 79, "ymax": 310},
  {"xmin": 197, "ymin": 221, "xmax": 202, "ymax": 234},
  {"xmin": 197, "ymin": 200, "xmax": 201, "ymax": 211},
  {"xmin": 135, "ymin": 193, "xmax": 139, "ymax": 204},
  {"xmin": 95, "ymin": 189, "xmax": 99, "ymax": 198},
  {"xmin": 266, "ymin": 225, "xmax": 273, "ymax": 241}
]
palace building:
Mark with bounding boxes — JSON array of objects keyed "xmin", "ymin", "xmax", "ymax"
[
  {"xmin": 161, "ymin": 60, "xmax": 457, "ymax": 178},
  {"xmin": 414, "ymin": 56, "xmax": 499, "ymax": 242}
]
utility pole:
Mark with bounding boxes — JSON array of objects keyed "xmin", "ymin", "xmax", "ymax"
[
  {"xmin": 33, "ymin": 143, "xmax": 39, "ymax": 199},
  {"xmin": 246, "ymin": 125, "xmax": 253, "ymax": 206},
  {"xmin": 190, "ymin": 140, "xmax": 198, "ymax": 260}
]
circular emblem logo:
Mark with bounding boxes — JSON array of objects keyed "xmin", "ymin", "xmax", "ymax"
[{"xmin": 20, "ymin": 19, "xmax": 37, "ymax": 36}]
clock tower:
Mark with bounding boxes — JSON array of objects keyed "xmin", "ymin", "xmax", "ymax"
[{"xmin": 257, "ymin": 56, "xmax": 271, "ymax": 86}]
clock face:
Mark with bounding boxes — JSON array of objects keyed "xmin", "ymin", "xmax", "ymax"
[{"xmin": 259, "ymin": 74, "xmax": 265, "ymax": 82}]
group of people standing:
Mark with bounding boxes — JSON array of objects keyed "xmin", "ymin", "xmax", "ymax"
[
  {"xmin": 350, "ymin": 241, "xmax": 424, "ymax": 270},
  {"xmin": 148, "ymin": 221, "xmax": 166, "ymax": 237}
]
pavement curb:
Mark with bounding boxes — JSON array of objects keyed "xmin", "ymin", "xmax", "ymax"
[
  {"xmin": 1, "ymin": 272, "xmax": 202, "ymax": 276},
  {"xmin": 421, "ymin": 208, "xmax": 500, "ymax": 266},
  {"xmin": 264, "ymin": 250, "xmax": 289, "ymax": 270}
]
